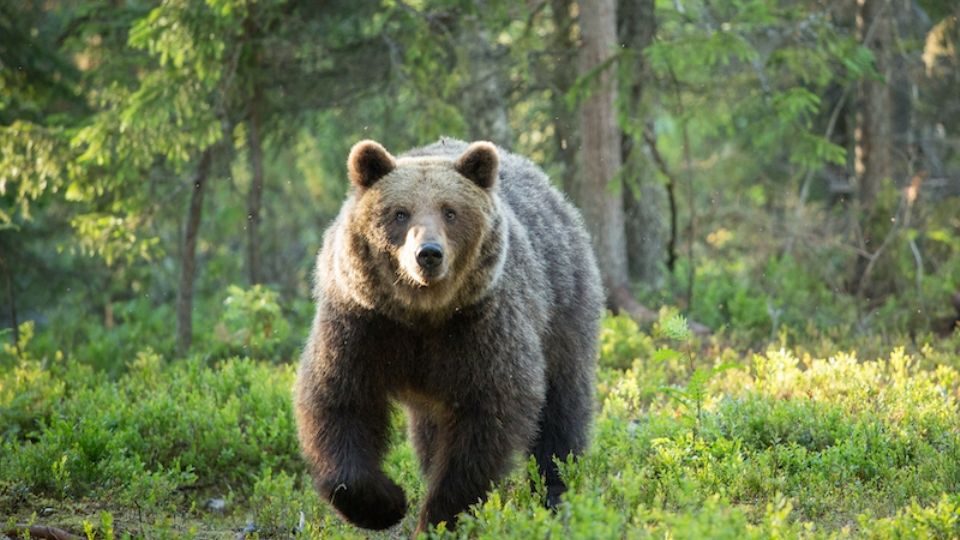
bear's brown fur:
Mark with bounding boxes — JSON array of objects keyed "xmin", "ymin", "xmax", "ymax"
[{"xmin": 294, "ymin": 138, "xmax": 603, "ymax": 533}]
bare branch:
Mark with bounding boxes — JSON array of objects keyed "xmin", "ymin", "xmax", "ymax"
[{"xmin": 3, "ymin": 525, "xmax": 84, "ymax": 540}]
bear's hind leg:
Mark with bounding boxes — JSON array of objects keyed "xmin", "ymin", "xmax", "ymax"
[
  {"xmin": 531, "ymin": 324, "xmax": 596, "ymax": 508},
  {"xmin": 531, "ymin": 384, "xmax": 591, "ymax": 508},
  {"xmin": 416, "ymin": 404, "xmax": 537, "ymax": 534},
  {"xmin": 407, "ymin": 407, "xmax": 440, "ymax": 476}
]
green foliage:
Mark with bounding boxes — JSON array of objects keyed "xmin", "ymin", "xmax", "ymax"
[
  {"xmin": 655, "ymin": 310, "xmax": 693, "ymax": 341},
  {"xmin": 214, "ymin": 284, "xmax": 292, "ymax": 359},
  {"xmin": 0, "ymin": 323, "xmax": 67, "ymax": 440},
  {"xmin": 5, "ymin": 0, "xmax": 958, "ymax": 370},
  {"xmin": 24, "ymin": 297, "xmax": 177, "ymax": 374},
  {"xmin": 598, "ymin": 314, "xmax": 655, "ymax": 370},
  {"xmin": 4, "ymin": 316, "xmax": 960, "ymax": 537},
  {"xmin": 1, "ymin": 350, "xmax": 299, "ymax": 504},
  {"xmin": 646, "ymin": 0, "xmax": 873, "ymax": 168},
  {"xmin": 0, "ymin": 122, "xmax": 72, "ymax": 226},
  {"xmin": 250, "ymin": 467, "xmax": 319, "ymax": 537},
  {"xmin": 862, "ymin": 494, "xmax": 960, "ymax": 539}
]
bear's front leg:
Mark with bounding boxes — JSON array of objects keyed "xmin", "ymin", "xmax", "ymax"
[
  {"xmin": 415, "ymin": 402, "xmax": 538, "ymax": 534},
  {"xmin": 294, "ymin": 326, "xmax": 407, "ymax": 530}
]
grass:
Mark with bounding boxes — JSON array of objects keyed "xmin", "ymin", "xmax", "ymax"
[{"xmin": 2, "ymin": 315, "xmax": 960, "ymax": 539}]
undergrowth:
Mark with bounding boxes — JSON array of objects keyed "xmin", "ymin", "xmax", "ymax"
[{"xmin": 2, "ymin": 314, "xmax": 960, "ymax": 538}]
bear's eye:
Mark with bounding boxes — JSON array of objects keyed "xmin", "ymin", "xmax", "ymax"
[
  {"xmin": 443, "ymin": 208, "xmax": 457, "ymax": 223},
  {"xmin": 394, "ymin": 210, "xmax": 410, "ymax": 223}
]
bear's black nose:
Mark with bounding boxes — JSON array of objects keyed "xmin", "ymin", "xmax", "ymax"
[{"xmin": 416, "ymin": 243, "xmax": 444, "ymax": 270}]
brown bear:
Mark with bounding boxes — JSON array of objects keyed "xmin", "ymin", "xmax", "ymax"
[{"xmin": 294, "ymin": 137, "xmax": 603, "ymax": 534}]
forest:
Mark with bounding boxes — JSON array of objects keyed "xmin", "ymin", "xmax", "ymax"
[{"xmin": 2, "ymin": 0, "xmax": 960, "ymax": 538}]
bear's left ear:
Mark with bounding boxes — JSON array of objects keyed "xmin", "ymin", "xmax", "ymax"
[
  {"xmin": 347, "ymin": 140, "xmax": 396, "ymax": 189},
  {"xmin": 455, "ymin": 141, "xmax": 499, "ymax": 190}
]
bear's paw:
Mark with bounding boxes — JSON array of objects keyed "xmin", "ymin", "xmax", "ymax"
[{"xmin": 322, "ymin": 474, "xmax": 407, "ymax": 530}]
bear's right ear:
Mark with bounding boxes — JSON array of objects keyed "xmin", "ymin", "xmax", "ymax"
[{"xmin": 347, "ymin": 140, "xmax": 396, "ymax": 189}]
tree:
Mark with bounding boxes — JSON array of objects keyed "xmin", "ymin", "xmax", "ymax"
[
  {"xmin": 458, "ymin": 3, "xmax": 513, "ymax": 147},
  {"xmin": 619, "ymin": 0, "xmax": 665, "ymax": 286},
  {"xmin": 576, "ymin": 0, "xmax": 630, "ymax": 304},
  {"xmin": 4, "ymin": 0, "xmax": 960, "ymax": 360},
  {"xmin": 74, "ymin": 0, "xmax": 235, "ymax": 353},
  {"xmin": 548, "ymin": 0, "xmax": 581, "ymax": 194},
  {"xmin": 857, "ymin": 0, "xmax": 895, "ymax": 211},
  {"xmin": 176, "ymin": 150, "xmax": 213, "ymax": 353}
]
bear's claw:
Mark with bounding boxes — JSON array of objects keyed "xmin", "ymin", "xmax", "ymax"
[{"xmin": 324, "ymin": 476, "xmax": 407, "ymax": 530}]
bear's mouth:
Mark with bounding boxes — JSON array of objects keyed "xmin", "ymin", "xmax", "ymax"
[
  {"xmin": 391, "ymin": 262, "xmax": 446, "ymax": 289},
  {"xmin": 407, "ymin": 267, "xmax": 447, "ymax": 287},
  {"xmin": 418, "ymin": 265, "xmax": 447, "ymax": 283}
]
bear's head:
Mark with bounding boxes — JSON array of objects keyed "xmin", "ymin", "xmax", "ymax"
[{"xmin": 338, "ymin": 139, "xmax": 507, "ymax": 318}]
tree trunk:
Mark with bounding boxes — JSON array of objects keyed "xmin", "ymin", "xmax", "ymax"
[
  {"xmin": 889, "ymin": 0, "xmax": 920, "ymax": 183},
  {"xmin": 550, "ymin": 0, "xmax": 579, "ymax": 194},
  {"xmin": 176, "ymin": 149, "xmax": 213, "ymax": 354},
  {"xmin": 460, "ymin": 7, "xmax": 513, "ymax": 147},
  {"xmin": 954, "ymin": 292, "xmax": 960, "ymax": 330},
  {"xmin": 852, "ymin": 0, "xmax": 898, "ymax": 294},
  {"xmin": 0, "ymin": 248, "xmax": 18, "ymax": 355},
  {"xmin": 247, "ymin": 86, "xmax": 265, "ymax": 285},
  {"xmin": 104, "ymin": 291, "xmax": 113, "ymax": 329},
  {"xmin": 619, "ymin": 0, "xmax": 663, "ymax": 286},
  {"xmin": 857, "ymin": 0, "xmax": 894, "ymax": 211},
  {"xmin": 576, "ymin": 0, "xmax": 629, "ymax": 294}
]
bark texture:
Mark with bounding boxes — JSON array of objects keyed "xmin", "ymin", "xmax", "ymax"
[
  {"xmin": 857, "ymin": 0, "xmax": 894, "ymax": 210},
  {"xmin": 3, "ymin": 525, "xmax": 83, "ymax": 540},
  {"xmin": 176, "ymin": 150, "xmax": 213, "ymax": 354},
  {"xmin": 0, "ymin": 249, "xmax": 18, "ymax": 355},
  {"xmin": 460, "ymin": 8, "xmax": 513, "ymax": 147},
  {"xmin": 619, "ymin": 0, "xmax": 664, "ymax": 286},
  {"xmin": 550, "ymin": 0, "xmax": 580, "ymax": 194},
  {"xmin": 246, "ymin": 87, "xmax": 265, "ymax": 285},
  {"xmin": 576, "ymin": 0, "xmax": 629, "ymax": 291}
]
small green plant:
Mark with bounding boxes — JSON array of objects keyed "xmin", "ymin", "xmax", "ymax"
[
  {"xmin": 215, "ymin": 284, "xmax": 292, "ymax": 359},
  {"xmin": 654, "ymin": 310, "xmax": 738, "ymax": 437},
  {"xmin": 250, "ymin": 467, "xmax": 317, "ymax": 537},
  {"xmin": 99, "ymin": 511, "xmax": 115, "ymax": 540},
  {"xmin": 0, "ymin": 321, "xmax": 35, "ymax": 364}
]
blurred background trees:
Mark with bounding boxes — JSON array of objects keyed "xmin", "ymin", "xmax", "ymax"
[{"xmin": 2, "ymin": 0, "xmax": 959, "ymax": 360}]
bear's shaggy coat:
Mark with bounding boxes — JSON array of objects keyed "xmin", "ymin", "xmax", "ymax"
[{"xmin": 294, "ymin": 138, "xmax": 603, "ymax": 533}]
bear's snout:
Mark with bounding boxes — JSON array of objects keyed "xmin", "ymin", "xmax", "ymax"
[{"xmin": 415, "ymin": 242, "xmax": 444, "ymax": 270}]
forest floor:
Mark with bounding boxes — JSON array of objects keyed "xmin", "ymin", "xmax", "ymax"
[{"xmin": 3, "ymin": 315, "xmax": 960, "ymax": 539}]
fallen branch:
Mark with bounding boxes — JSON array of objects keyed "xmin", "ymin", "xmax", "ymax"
[
  {"xmin": 609, "ymin": 284, "xmax": 658, "ymax": 324},
  {"xmin": 3, "ymin": 525, "xmax": 84, "ymax": 540},
  {"xmin": 608, "ymin": 285, "xmax": 711, "ymax": 336}
]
